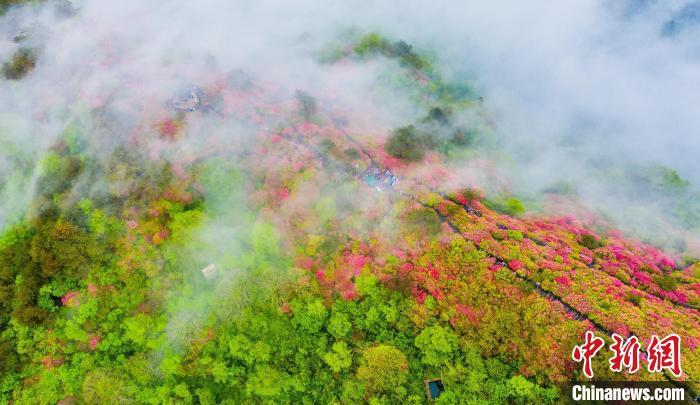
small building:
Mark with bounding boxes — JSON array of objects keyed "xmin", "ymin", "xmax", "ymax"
[
  {"xmin": 362, "ymin": 164, "xmax": 398, "ymax": 191},
  {"xmin": 201, "ymin": 263, "xmax": 217, "ymax": 280},
  {"xmin": 172, "ymin": 86, "xmax": 205, "ymax": 112},
  {"xmin": 424, "ymin": 378, "xmax": 445, "ymax": 401}
]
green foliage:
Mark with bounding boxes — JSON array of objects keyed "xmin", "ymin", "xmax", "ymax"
[
  {"xmin": 644, "ymin": 166, "xmax": 690, "ymax": 193},
  {"xmin": 246, "ymin": 365, "xmax": 285, "ymax": 397},
  {"xmin": 356, "ymin": 344, "xmax": 409, "ymax": 396},
  {"xmin": 78, "ymin": 199, "xmax": 122, "ymax": 236},
  {"xmin": 328, "ymin": 311, "xmax": 352, "ymax": 338},
  {"xmin": 623, "ymin": 165, "xmax": 700, "ymax": 231},
  {"xmin": 447, "ymin": 127, "xmax": 476, "ymax": 148},
  {"xmin": 405, "ymin": 207, "xmax": 442, "ymax": 236},
  {"xmin": 292, "ymin": 297, "xmax": 328, "ymax": 334},
  {"xmin": 295, "ymin": 90, "xmax": 317, "ymax": 121},
  {"xmin": 625, "ymin": 292, "xmax": 643, "ymax": 306},
  {"xmin": 30, "ymin": 220, "xmax": 95, "ymax": 278},
  {"xmin": 0, "ymin": 209, "xmax": 109, "ymax": 327},
  {"xmin": 314, "ymin": 196, "xmax": 337, "ymax": 222},
  {"xmin": 506, "ymin": 230, "xmax": 523, "ymax": 241},
  {"xmin": 2, "ymin": 47, "xmax": 36, "ymax": 80},
  {"xmin": 543, "ymin": 180, "xmax": 577, "ymax": 195},
  {"xmin": 323, "ymin": 341, "xmax": 352, "ymax": 373},
  {"xmin": 437, "ymin": 347, "xmax": 558, "ymax": 403},
  {"xmin": 483, "ymin": 194, "xmax": 526, "ymax": 217},
  {"xmin": 426, "ymin": 107, "xmax": 450, "ymax": 125},
  {"xmin": 250, "ymin": 221, "xmax": 281, "ymax": 257},
  {"xmin": 344, "ymin": 147, "xmax": 360, "ymax": 159},
  {"xmin": 354, "ymin": 34, "xmax": 429, "ymax": 71},
  {"xmin": 414, "ymin": 325, "xmax": 458, "ymax": 366},
  {"xmin": 199, "ymin": 158, "xmax": 245, "ymax": 214},
  {"xmin": 36, "ymin": 279, "xmax": 76, "ymax": 312},
  {"xmin": 354, "ymin": 33, "xmax": 392, "ymax": 57},
  {"xmin": 385, "ymin": 125, "xmax": 433, "ymax": 162},
  {"xmin": 654, "ymin": 274, "xmax": 677, "ymax": 292},
  {"xmin": 36, "ymin": 151, "xmax": 83, "ymax": 200},
  {"xmin": 319, "ymin": 138, "xmax": 336, "ymax": 153},
  {"xmin": 506, "ymin": 375, "xmax": 538, "ymax": 402},
  {"xmin": 81, "ymin": 369, "xmax": 131, "ymax": 404},
  {"xmin": 579, "ymin": 233, "xmax": 604, "ymax": 250}
]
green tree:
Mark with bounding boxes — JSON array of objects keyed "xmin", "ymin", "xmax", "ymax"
[
  {"xmin": 385, "ymin": 125, "xmax": 431, "ymax": 162},
  {"xmin": 414, "ymin": 325, "xmax": 458, "ymax": 366},
  {"xmin": 506, "ymin": 375, "xmax": 537, "ymax": 403},
  {"xmin": 295, "ymin": 90, "xmax": 317, "ymax": 121},
  {"xmin": 323, "ymin": 341, "xmax": 352, "ymax": 373},
  {"xmin": 247, "ymin": 365, "xmax": 284, "ymax": 398},
  {"xmin": 292, "ymin": 298, "xmax": 328, "ymax": 334},
  {"xmin": 405, "ymin": 208, "xmax": 442, "ymax": 237},
  {"xmin": 328, "ymin": 311, "xmax": 352, "ymax": 338},
  {"xmin": 356, "ymin": 344, "xmax": 409, "ymax": 396},
  {"xmin": 2, "ymin": 48, "xmax": 36, "ymax": 80},
  {"xmin": 81, "ymin": 369, "xmax": 132, "ymax": 404}
]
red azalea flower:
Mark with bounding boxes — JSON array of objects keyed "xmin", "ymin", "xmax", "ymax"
[{"xmin": 509, "ymin": 259, "xmax": 524, "ymax": 271}]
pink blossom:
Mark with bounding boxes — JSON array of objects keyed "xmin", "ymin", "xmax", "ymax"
[
  {"xmin": 454, "ymin": 194, "xmax": 467, "ymax": 205},
  {"xmin": 274, "ymin": 187, "xmax": 290, "ymax": 201},
  {"xmin": 554, "ymin": 276, "xmax": 571, "ymax": 288},
  {"xmin": 41, "ymin": 355, "xmax": 63, "ymax": 370},
  {"xmin": 159, "ymin": 119, "xmax": 178, "ymax": 138},
  {"xmin": 661, "ymin": 290, "xmax": 687, "ymax": 303},
  {"xmin": 298, "ymin": 122, "xmax": 320, "ymax": 136},
  {"xmin": 608, "ymin": 230, "xmax": 623, "ymax": 238},
  {"xmin": 171, "ymin": 163, "xmax": 187, "ymax": 179},
  {"xmin": 280, "ymin": 302, "xmax": 291, "ymax": 314},
  {"xmin": 657, "ymin": 255, "xmax": 676, "ymax": 269},
  {"xmin": 456, "ymin": 304, "xmax": 479, "ymax": 323},
  {"xmin": 382, "ymin": 155, "xmax": 402, "ymax": 169},
  {"xmin": 579, "ymin": 253, "xmax": 593, "ymax": 265},
  {"xmin": 296, "ymin": 257, "xmax": 315, "ymax": 270},
  {"xmin": 88, "ymin": 334, "xmax": 101, "ymax": 350},
  {"xmin": 488, "ymin": 264, "xmax": 502, "ymax": 273},
  {"xmin": 612, "ymin": 322, "xmax": 630, "ymax": 338},
  {"xmin": 632, "ymin": 271, "xmax": 653, "ymax": 287},
  {"xmin": 564, "ymin": 311, "xmax": 579, "ymax": 320},
  {"xmin": 61, "ymin": 291, "xmax": 79, "ymax": 307},
  {"xmin": 87, "ymin": 284, "xmax": 98, "ymax": 296},
  {"xmin": 539, "ymin": 259, "xmax": 564, "ymax": 272},
  {"xmin": 415, "ymin": 289, "xmax": 427, "ymax": 304},
  {"xmin": 341, "ymin": 286, "xmax": 358, "ymax": 300},
  {"xmin": 508, "ymin": 259, "xmax": 524, "ymax": 271},
  {"xmin": 315, "ymin": 270, "xmax": 325, "ymax": 281},
  {"xmin": 436, "ymin": 202, "xmax": 450, "ymax": 216},
  {"xmin": 463, "ymin": 231, "xmax": 485, "ymax": 244},
  {"xmin": 347, "ymin": 254, "xmax": 368, "ymax": 271}
]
